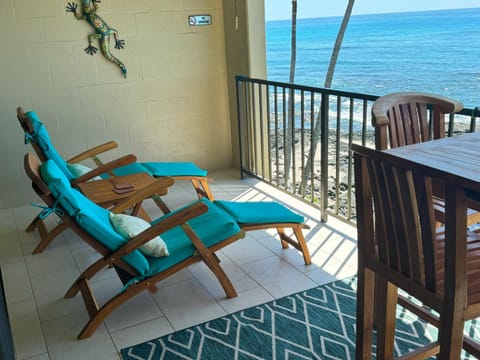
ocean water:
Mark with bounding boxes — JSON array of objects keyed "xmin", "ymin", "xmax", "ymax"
[{"xmin": 266, "ymin": 7, "xmax": 480, "ymax": 108}]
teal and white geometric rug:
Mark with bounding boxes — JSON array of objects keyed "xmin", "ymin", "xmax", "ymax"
[{"xmin": 120, "ymin": 277, "xmax": 479, "ymax": 359}]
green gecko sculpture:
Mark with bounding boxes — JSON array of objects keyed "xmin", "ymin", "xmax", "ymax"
[{"xmin": 66, "ymin": 0, "xmax": 127, "ymax": 78}]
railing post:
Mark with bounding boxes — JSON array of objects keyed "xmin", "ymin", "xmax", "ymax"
[
  {"xmin": 235, "ymin": 76, "xmax": 245, "ymax": 179},
  {"xmin": 320, "ymin": 93, "xmax": 329, "ymax": 222}
]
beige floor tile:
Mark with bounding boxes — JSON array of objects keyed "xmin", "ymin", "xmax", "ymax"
[
  {"xmin": 110, "ymin": 316, "xmax": 174, "ymax": 350},
  {"xmin": 22, "ymin": 353, "xmax": 50, "ymax": 360},
  {"xmin": 2, "ymin": 169, "xmax": 359, "ymax": 359},
  {"xmin": 0, "ymin": 231, "xmax": 24, "ymax": 265},
  {"xmin": 88, "ymin": 277, "xmax": 164, "ymax": 333},
  {"xmin": 9, "ymin": 299, "xmax": 47, "ymax": 360},
  {"xmin": 219, "ymin": 234, "xmax": 276, "ymax": 265},
  {"xmin": 241, "ymin": 256, "xmax": 317, "ymax": 298},
  {"xmin": 24, "ymin": 245, "xmax": 77, "ymax": 277},
  {"xmin": 188, "ymin": 253, "xmax": 260, "ymax": 299},
  {"xmin": 217, "ymin": 285, "xmax": 274, "ymax": 314},
  {"xmin": 151, "ymin": 278, "xmax": 226, "ymax": 331},
  {"xmin": 30, "ymin": 267, "xmax": 83, "ymax": 322},
  {"xmin": 42, "ymin": 311, "xmax": 120, "ymax": 360},
  {"xmin": 2, "ymin": 260, "xmax": 33, "ymax": 304}
]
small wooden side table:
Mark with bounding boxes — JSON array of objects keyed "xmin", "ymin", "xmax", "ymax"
[{"xmin": 77, "ymin": 173, "xmax": 167, "ymax": 220}]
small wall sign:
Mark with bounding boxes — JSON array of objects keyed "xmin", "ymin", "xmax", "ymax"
[{"xmin": 188, "ymin": 15, "xmax": 212, "ymax": 26}]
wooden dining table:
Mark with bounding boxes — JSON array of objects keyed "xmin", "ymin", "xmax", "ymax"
[
  {"xmin": 384, "ymin": 131, "xmax": 480, "ymax": 181},
  {"xmin": 383, "ymin": 131, "xmax": 480, "ymax": 204}
]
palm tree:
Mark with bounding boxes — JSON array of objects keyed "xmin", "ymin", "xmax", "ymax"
[
  {"xmin": 300, "ymin": 0, "xmax": 355, "ymax": 194},
  {"xmin": 283, "ymin": 0, "xmax": 297, "ymax": 188}
]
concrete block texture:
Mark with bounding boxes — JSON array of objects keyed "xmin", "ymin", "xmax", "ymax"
[{"xmin": 0, "ymin": 0, "xmax": 233, "ymax": 208}]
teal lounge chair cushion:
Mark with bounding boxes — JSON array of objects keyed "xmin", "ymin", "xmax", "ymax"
[
  {"xmin": 25, "ymin": 111, "xmax": 76, "ymax": 181},
  {"xmin": 214, "ymin": 200, "xmax": 304, "ymax": 224},
  {"xmin": 24, "ymin": 111, "xmax": 207, "ymax": 182},
  {"xmin": 114, "ymin": 162, "xmax": 208, "ymax": 177},
  {"xmin": 146, "ymin": 199, "xmax": 242, "ymax": 277},
  {"xmin": 40, "ymin": 160, "xmax": 150, "ymax": 276}
]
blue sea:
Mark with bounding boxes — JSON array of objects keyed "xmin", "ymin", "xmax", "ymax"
[{"xmin": 266, "ymin": 7, "xmax": 480, "ymax": 108}]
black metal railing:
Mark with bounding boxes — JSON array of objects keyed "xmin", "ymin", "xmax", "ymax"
[{"xmin": 235, "ymin": 75, "xmax": 480, "ymax": 224}]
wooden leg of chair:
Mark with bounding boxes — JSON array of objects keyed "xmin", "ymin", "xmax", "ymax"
[
  {"xmin": 200, "ymin": 178, "xmax": 214, "ymax": 200},
  {"xmin": 438, "ymin": 303, "xmax": 466, "ymax": 359},
  {"xmin": 191, "ymin": 178, "xmax": 214, "ymax": 200},
  {"xmin": 182, "ymin": 224, "xmax": 237, "ymax": 298},
  {"xmin": 65, "ymin": 257, "xmax": 108, "ymax": 298},
  {"xmin": 32, "ymin": 221, "xmax": 69, "ymax": 254},
  {"xmin": 375, "ymin": 278, "xmax": 397, "ymax": 360},
  {"xmin": 151, "ymin": 194, "xmax": 172, "ymax": 214},
  {"xmin": 277, "ymin": 228, "xmax": 290, "ymax": 249},
  {"xmin": 356, "ymin": 266, "xmax": 375, "ymax": 359},
  {"xmin": 293, "ymin": 227, "xmax": 311, "ymax": 265},
  {"xmin": 277, "ymin": 227, "xmax": 311, "ymax": 265},
  {"xmin": 77, "ymin": 280, "xmax": 148, "ymax": 339},
  {"xmin": 201, "ymin": 252, "xmax": 237, "ymax": 298},
  {"xmin": 25, "ymin": 215, "xmax": 41, "ymax": 233}
]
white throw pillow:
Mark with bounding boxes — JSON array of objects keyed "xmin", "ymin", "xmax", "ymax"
[
  {"xmin": 67, "ymin": 163, "xmax": 103, "ymax": 181},
  {"xmin": 109, "ymin": 212, "xmax": 169, "ymax": 257}
]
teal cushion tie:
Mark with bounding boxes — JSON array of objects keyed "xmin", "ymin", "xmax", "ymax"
[{"xmin": 31, "ymin": 200, "xmax": 65, "ymax": 219}]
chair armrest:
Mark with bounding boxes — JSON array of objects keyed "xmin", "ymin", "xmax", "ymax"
[
  {"xmin": 110, "ymin": 177, "xmax": 174, "ymax": 214},
  {"xmin": 70, "ymin": 154, "xmax": 137, "ymax": 186},
  {"xmin": 67, "ymin": 141, "xmax": 118, "ymax": 164},
  {"xmin": 113, "ymin": 201, "xmax": 208, "ymax": 257}
]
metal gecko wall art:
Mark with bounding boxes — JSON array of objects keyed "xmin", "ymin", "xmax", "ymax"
[{"xmin": 66, "ymin": 0, "xmax": 127, "ymax": 78}]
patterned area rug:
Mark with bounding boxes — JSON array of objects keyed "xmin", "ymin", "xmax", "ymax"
[{"xmin": 120, "ymin": 277, "xmax": 478, "ymax": 359}]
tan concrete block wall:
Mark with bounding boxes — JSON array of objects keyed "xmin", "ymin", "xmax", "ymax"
[{"xmin": 0, "ymin": 0, "xmax": 232, "ymax": 208}]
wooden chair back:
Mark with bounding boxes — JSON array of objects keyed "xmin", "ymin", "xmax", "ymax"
[
  {"xmin": 23, "ymin": 153, "xmax": 116, "ymax": 261},
  {"xmin": 353, "ymin": 144, "xmax": 439, "ymax": 293},
  {"xmin": 371, "ymin": 92, "xmax": 463, "ymax": 150},
  {"xmin": 18, "ymin": 107, "xmax": 47, "ymax": 162}
]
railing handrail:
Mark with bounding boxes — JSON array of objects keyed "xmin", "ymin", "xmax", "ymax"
[{"xmin": 236, "ymin": 75, "xmax": 379, "ymax": 101}]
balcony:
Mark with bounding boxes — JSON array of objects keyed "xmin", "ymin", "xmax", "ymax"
[
  {"xmin": 3, "ymin": 79, "xmax": 479, "ymax": 358},
  {"xmin": 236, "ymin": 76, "xmax": 480, "ymax": 224},
  {"xmin": 1, "ymin": 168, "xmax": 357, "ymax": 359}
]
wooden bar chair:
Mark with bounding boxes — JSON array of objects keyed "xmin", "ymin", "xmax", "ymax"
[
  {"xmin": 371, "ymin": 92, "xmax": 480, "ymax": 226},
  {"xmin": 352, "ymin": 144, "xmax": 480, "ymax": 359}
]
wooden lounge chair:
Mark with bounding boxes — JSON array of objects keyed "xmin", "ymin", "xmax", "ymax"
[
  {"xmin": 24, "ymin": 152, "xmax": 244, "ymax": 339},
  {"xmin": 352, "ymin": 144, "xmax": 480, "ymax": 358},
  {"xmin": 17, "ymin": 107, "xmax": 214, "ymax": 199},
  {"xmin": 371, "ymin": 91, "xmax": 480, "ymax": 226},
  {"xmin": 17, "ymin": 107, "xmax": 212, "ymax": 253}
]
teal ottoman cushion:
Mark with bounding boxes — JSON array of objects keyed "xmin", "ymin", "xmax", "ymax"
[
  {"xmin": 114, "ymin": 162, "xmax": 207, "ymax": 177},
  {"xmin": 214, "ymin": 201, "xmax": 304, "ymax": 224}
]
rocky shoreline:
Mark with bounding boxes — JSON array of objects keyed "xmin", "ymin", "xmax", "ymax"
[{"xmin": 267, "ymin": 129, "xmax": 375, "ymax": 219}]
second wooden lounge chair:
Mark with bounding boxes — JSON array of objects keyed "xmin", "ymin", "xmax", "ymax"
[
  {"xmin": 24, "ymin": 152, "xmax": 244, "ymax": 339},
  {"xmin": 18, "ymin": 107, "xmax": 214, "ymax": 199}
]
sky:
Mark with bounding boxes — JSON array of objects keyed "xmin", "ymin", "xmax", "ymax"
[{"xmin": 265, "ymin": 0, "xmax": 480, "ymax": 21}]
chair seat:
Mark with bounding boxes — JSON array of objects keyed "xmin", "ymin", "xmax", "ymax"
[
  {"xmin": 147, "ymin": 199, "xmax": 241, "ymax": 276},
  {"xmin": 113, "ymin": 162, "xmax": 208, "ymax": 178},
  {"xmin": 214, "ymin": 200, "xmax": 304, "ymax": 224}
]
